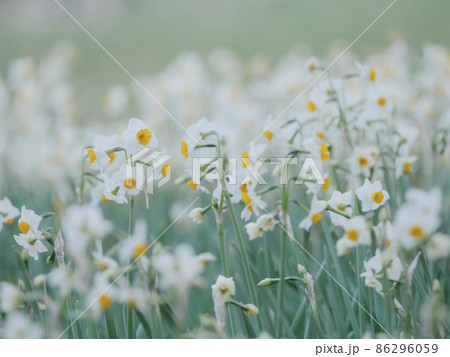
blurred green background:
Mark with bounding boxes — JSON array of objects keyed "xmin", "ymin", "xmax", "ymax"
[{"xmin": 1, "ymin": 0, "xmax": 450, "ymax": 84}]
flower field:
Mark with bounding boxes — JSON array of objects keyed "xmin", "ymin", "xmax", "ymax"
[{"xmin": 0, "ymin": 37, "xmax": 449, "ymax": 339}]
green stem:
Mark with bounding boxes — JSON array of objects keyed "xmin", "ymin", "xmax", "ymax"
[
  {"xmin": 217, "ymin": 218, "xmax": 237, "ymax": 337},
  {"xmin": 105, "ymin": 309, "xmax": 117, "ymax": 339},
  {"xmin": 276, "ymin": 184, "xmax": 289, "ymax": 338},
  {"xmin": 223, "ymin": 191, "xmax": 263, "ymax": 333},
  {"xmin": 127, "ymin": 195, "xmax": 135, "ymax": 339}
]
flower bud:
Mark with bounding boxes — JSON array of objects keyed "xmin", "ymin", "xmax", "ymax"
[{"xmin": 244, "ymin": 304, "xmax": 259, "ymax": 316}]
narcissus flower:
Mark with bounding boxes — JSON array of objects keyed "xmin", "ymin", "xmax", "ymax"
[
  {"xmin": 299, "ymin": 197, "xmax": 327, "ymax": 231},
  {"xmin": 395, "ymin": 155, "xmax": 417, "ymax": 178},
  {"xmin": 336, "ymin": 216, "xmax": 371, "ymax": 255},
  {"xmin": 14, "ymin": 231, "xmax": 48, "ymax": 261},
  {"xmin": 425, "ymin": 233, "xmax": 450, "ymax": 260},
  {"xmin": 17, "ymin": 207, "xmax": 44, "ymax": 240},
  {"xmin": 211, "ymin": 275, "xmax": 235, "ymax": 327},
  {"xmin": 360, "ymin": 262, "xmax": 382, "ymax": 294},
  {"xmin": 327, "ymin": 190, "xmax": 352, "ymax": 226},
  {"xmin": 121, "ymin": 118, "xmax": 158, "ymax": 155},
  {"xmin": 86, "ymin": 134, "xmax": 117, "ymax": 171},
  {"xmin": 112, "ymin": 164, "xmax": 141, "ymax": 196},
  {"xmin": 188, "ymin": 207, "xmax": 205, "ymax": 224},
  {"xmin": 0, "ymin": 197, "xmax": 20, "ymax": 231},
  {"xmin": 355, "ymin": 178, "xmax": 389, "ymax": 212}
]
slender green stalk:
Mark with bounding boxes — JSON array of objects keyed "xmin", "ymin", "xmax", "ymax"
[
  {"xmin": 223, "ymin": 191, "xmax": 263, "ymax": 333},
  {"xmin": 276, "ymin": 183, "xmax": 289, "ymax": 337},
  {"xmin": 127, "ymin": 195, "xmax": 135, "ymax": 339},
  {"xmin": 356, "ymin": 246, "xmax": 364, "ymax": 336},
  {"xmin": 134, "ymin": 308, "xmax": 152, "ymax": 338},
  {"xmin": 105, "ymin": 309, "xmax": 117, "ymax": 339},
  {"xmin": 217, "ymin": 218, "xmax": 237, "ymax": 337}
]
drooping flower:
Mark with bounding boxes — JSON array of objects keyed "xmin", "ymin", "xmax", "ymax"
[{"xmin": 211, "ymin": 275, "xmax": 235, "ymax": 327}]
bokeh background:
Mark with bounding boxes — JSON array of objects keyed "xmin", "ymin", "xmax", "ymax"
[{"xmin": 1, "ymin": 0, "xmax": 449, "ymax": 299}]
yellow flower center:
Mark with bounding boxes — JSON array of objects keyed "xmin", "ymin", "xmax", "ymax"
[
  {"xmin": 403, "ymin": 162, "xmax": 412, "ymax": 173},
  {"xmin": 161, "ymin": 163, "xmax": 171, "ymax": 177},
  {"xmin": 316, "ymin": 132, "xmax": 324, "ymax": 139},
  {"xmin": 99, "ymin": 294, "xmax": 113, "ymax": 310},
  {"xmin": 312, "ymin": 213, "xmax": 323, "ymax": 224},
  {"xmin": 369, "ymin": 68, "xmax": 376, "ymax": 82},
  {"xmin": 309, "ymin": 64, "xmax": 315, "ymax": 72},
  {"xmin": 241, "ymin": 151, "xmax": 250, "ymax": 168},
  {"xmin": 136, "ymin": 128, "xmax": 152, "ymax": 146},
  {"xmin": 320, "ymin": 143, "xmax": 330, "ymax": 161},
  {"xmin": 359, "ymin": 157, "xmax": 369, "ymax": 167},
  {"xmin": 307, "ymin": 100, "xmax": 316, "ymax": 112},
  {"xmin": 134, "ymin": 244, "xmax": 148, "ymax": 259},
  {"xmin": 386, "ymin": 239, "xmax": 391, "ymax": 247},
  {"xmin": 321, "ymin": 176, "xmax": 330, "ymax": 190},
  {"xmin": 346, "ymin": 229, "xmax": 359, "ymax": 242},
  {"xmin": 6, "ymin": 218, "xmax": 15, "ymax": 225},
  {"xmin": 102, "ymin": 195, "xmax": 109, "ymax": 203},
  {"xmin": 264, "ymin": 130, "xmax": 274, "ymax": 141},
  {"xmin": 87, "ymin": 149, "xmax": 96, "ymax": 164},
  {"xmin": 378, "ymin": 97, "xmax": 386, "ymax": 107},
  {"xmin": 372, "ymin": 191, "xmax": 384, "ymax": 204},
  {"xmin": 410, "ymin": 226, "xmax": 424, "ymax": 240},
  {"xmin": 18, "ymin": 222, "xmax": 30, "ymax": 234},
  {"xmin": 337, "ymin": 203, "xmax": 346, "ymax": 212},
  {"xmin": 124, "ymin": 177, "xmax": 136, "ymax": 190},
  {"xmin": 107, "ymin": 152, "xmax": 115, "ymax": 163},
  {"xmin": 181, "ymin": 140, "xmax": 188, "ymax": 158},
  {"xmin": 187, "ymin": 180, "xmax": 197, "ymax": 190}
]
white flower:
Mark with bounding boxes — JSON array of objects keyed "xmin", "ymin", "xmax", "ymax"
[
  {"xmin": 404, "ymin": 187, "xmax": 441, "ymax": 218},
  {"xmin": 112, "ymin": 164, "xmax": 141, "ymax": 196},
  {"xmin": 360, "ymin": 262, "xmax": 382, "ymax": 294},
  {"xmin": 0, "ymin": 197, "xmax": 20, "ymax": 230},
  {"xmin": 62, "ymin": 205, "xmax": 113, "ymax": 255},
  {"xmin": 395, "ymin": 156, "xmax": 417, "ymax": 178},
  {"xmin": 245, "ymin": 222, "xmax": 263, "ymax": 240},
  {"xmin": 338, "ymin": 216, "xmax": 371, "ymax": 252},
  {"xmin": 211, "ymin": 275, "xmax": 235, "ymax": 302},
  {"xmin": 327, "ymin": 190, "xmax": 352, "ymax": 226},
  {"xmin": 336, "ymin": 237, "xmax": 354, "ymax": 256},
  {"xmin": 211, "ymin": 275, "xmax": 235, "ymax": 327},
  {"xmin": 367, "ymin": 249, "xmax": 403, "ymax": 282},
  {"xmin": 425, "ymin": 233, "xmax": 450, "ymax": 260},
  {"xmin": 180, "ymin": 117, "xmax": 221, "ymax": 159},
  {"xmin": 17, "ymin": 206, "xmax": 44, "ymax": 240},
  {"xmin": 86, "ymin": 134, "xmax": 117, "ymax": 171},
  {"xmin": 102, "ymin": 176, "xmax": 128, "ymax": 204},
  {"xmin": 0, "ymin": 282, "xmax": 22, "ymax": 312},
  {"xmin": 256, "ymin": 214, "xmax": 276, "ymax": 232},
  {"xmin": 188, "ymin": 207, "xmax": 205, "ymax": 224},
  {"xmin": 0, "ymin": 311, "xmax": 43, "ymax": 339},
  {"xmin": 348, "ymin": 146, "xmax": 379, "ymax": 176},
  {"xmin": 355, "ymin": 62, "xmax": 377, "ymax": 85},
  {"xmin": 394, "ymin": 206, "xmax": 439, "ymax": 249},
  {"xmin": 14, "ymin": 231, "xmax": 48, "ymax": 261},
  {"xmin": 117, "ymin": 280, "xmax": 149, "ymax": 313},
  {"xmin": 153, "ymin": 244, "xmax": 204, "ymax": 298},
  {"xmin": 121, "ymin": 118, "xmax": 158, "ymax": 155},
  {"xmin": 299, "ymin": 197, "xmax": 327, "ymax": 231},
  {"xmin": 355, "ymin": 178, "xmax": 389, "ymax": 212},
  {"xmin": 118, "ymin": 220, "xmax": 149, "ymax": 265},
  {"xmin": 87, "ymin": 273, "xmax": 117, "ymax": 321}
]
